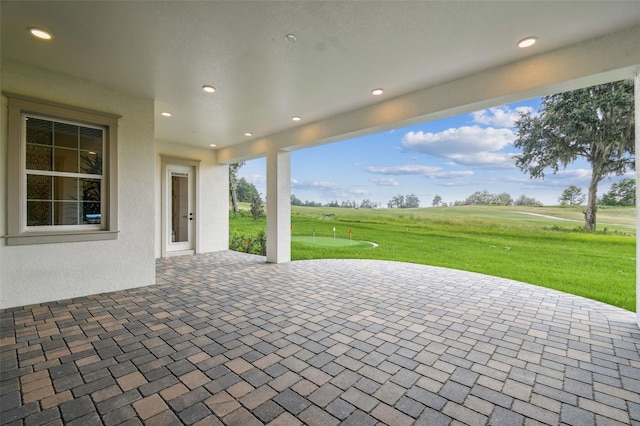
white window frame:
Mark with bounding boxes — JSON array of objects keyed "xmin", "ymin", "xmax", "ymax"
[{"xmin": 6, "ymin": 94, "xmax": 120, "ymax": 245}]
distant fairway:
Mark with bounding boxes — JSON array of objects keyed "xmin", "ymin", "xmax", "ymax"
[{"xmin": 292, "ymin": 235, "xmax": 375, "ymax": 248}]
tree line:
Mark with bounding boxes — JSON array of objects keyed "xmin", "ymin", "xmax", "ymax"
[
  {"xmin": 435, "ymin": 191, "xmax": 542, "ymax": 207},
  {"xmin": 557, "ymin": 179, "xmax": 635, "ymax": 206},
  {"xmin": 291, "ymin": 195, "xmax": 383, "ymax": 209},
  {"xmin": 431, "ymin": 179, "xmax": 635, "ymax": 208}
]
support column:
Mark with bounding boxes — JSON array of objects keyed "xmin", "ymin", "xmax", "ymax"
[
  {"xmin": 635, "ymin": 71, "xmax": 639, "ymax": 327},
  {"xmin": 266, "ymin": 149, "xmax": 291, "ymax": 263}
]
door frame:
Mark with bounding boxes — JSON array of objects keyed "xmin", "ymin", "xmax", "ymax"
[{"xmin": 160, "ymin": 156, "xmax": 200, "ymax": 257}]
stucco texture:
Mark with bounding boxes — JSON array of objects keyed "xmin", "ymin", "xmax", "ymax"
[{"xmin": 0, "ymin": 60, "xmax": 156, "ymax": 308}]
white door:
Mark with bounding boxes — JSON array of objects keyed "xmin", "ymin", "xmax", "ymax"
[{"xmin": 167, "ymin": 165, "xmax": 195, "ymax": 254}]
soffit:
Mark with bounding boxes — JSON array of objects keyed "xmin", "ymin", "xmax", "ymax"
[{"xmin": 1, "ymin": 1, "xmax": 639, "ymax": 149}]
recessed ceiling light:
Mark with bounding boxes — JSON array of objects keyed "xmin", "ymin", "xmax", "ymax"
[
  {"xmin": 210, "ymin": 144, "xmax": 217, "ymax": 147},
  {"xmin": 292, "ymin": 116, "xmax": 301, "ymax": 122},
  {"xmin": 161, "ymin": 112, "xmax": 172, "ymax": 117},
  {"xmin": 372, "ymin": 88, "xmax": 384, "ymax": 96},
  {"xmin": 285, "ymin": 34, "xmax": 297, "ymax": 43},
  {"xmin": 244, "ymin": 132, "xmax": 253, "ymax": 137},
  {"xmin": 517, "ymin": 36, "xmax": 537, "ymax": 48},
  {"xmin": 202, "ymin": 85, "xmax": 216, "ymax": 93},
  {"xmin": 29, "ymin": 27, "xmax": 52, "ymax": 40}
]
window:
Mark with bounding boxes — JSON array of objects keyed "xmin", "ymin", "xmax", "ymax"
[{"xmin": 6, "ymin": 95, "xmax": 120, "ymax": 245}]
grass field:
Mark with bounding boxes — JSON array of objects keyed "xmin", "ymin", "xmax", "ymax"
[
  {"xmin": 291, "ymin": 236, "xmax": 374, "ymax": 248},
  {"xmin": 230, "ymin": 205, "xmax": 636, "ymax": 311}
]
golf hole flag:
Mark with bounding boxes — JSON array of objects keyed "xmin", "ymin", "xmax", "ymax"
[{"xmin": 348, "ymin": 229, "xmax": 352, "ymax": 234}]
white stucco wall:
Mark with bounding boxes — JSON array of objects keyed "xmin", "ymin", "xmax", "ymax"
[
  {"xmin": 155, "ymin": 141, "xmax": 229, "ymax": 258},
  {"xmin": 0, "ymin": 60, "xmax": 156, "ymax": 309}
]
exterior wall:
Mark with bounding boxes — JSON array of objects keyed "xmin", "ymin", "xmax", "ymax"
[
  {"xmin": 0, "ymin": 60, "xmax": 156, "ymax": 309},
  {"xmin": 155, "ymin": 141, "xmax": 229, "ymax": 258},
  {"xmin": 636, "ymin": 72, "xmax": 640, "ymax": 327}
]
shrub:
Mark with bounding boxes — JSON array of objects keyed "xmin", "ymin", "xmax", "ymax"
[{"xmin": 229, "ymin": 230, "xmax": 267, "ymax": 256}]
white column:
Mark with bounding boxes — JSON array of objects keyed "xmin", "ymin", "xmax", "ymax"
[
  {"xmin": 266, "ymin": 148, "xmax": 291, "ymax": 263},
  {"xmin": 635, "ymin": 72, "xmax": 639, "ymax": 327}
]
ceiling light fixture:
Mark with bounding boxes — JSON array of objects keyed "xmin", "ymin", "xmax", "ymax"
[
  {"xmin": 210, "ymin": 144, "xmax": 217, "ymax": 147},
  {"xmin": 161, "ymin": 112, "xmax": 172, "ymax": 117},
  {"xmin": 29, "ymin": 27, "xmax": 52, "ymax": 40},
  {"xmin": 292, "ymin": 116, "xmax": 301, "ymax": 122},
  {"xmin": 517, "ymin": 36, "xmax": 537, "ymax": 48},
  {"xmin": 202, "ymin": 85, "xmax": 216, "ymax": 93},
  {"xmin": 244, "ymin": 132, "xmax": 253, "ymax": 137},
  {"xmin": 372, "ymin": 88, "xmax": 384, "ymax": 96}
]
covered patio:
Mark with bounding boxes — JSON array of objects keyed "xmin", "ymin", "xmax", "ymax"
[{"xmin": 2, "ymin": 251, "xmax": 638, "ymax": 425}]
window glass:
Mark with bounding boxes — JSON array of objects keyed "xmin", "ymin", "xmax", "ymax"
[
  {"xmin": 80, "ymin": 127, "xmax": 103, "ymax": 152},
  {"xmin": 54, "ymin": 202, "xmax": 78, "ymax": 225},
  {"xmin": 54, "ymin": 177, "xmax": 78, "ymax": 201},
  {"xmin": 54, "ymin": 122, "xmax": 78, "ymax": 149},
  {"xmin": 26, "ymin": 145, "xmax": 52, "ymax": 170},
  {"xmin": 24, "ymin": 115, "xmax": 105, "ymax": 229},
  {"xmin": 80, "ymin": 151, "xmax": 102, "ymax": 174},
  {"xmin": 26, "ymin": 117, "xmax": 52, "ymax": 145},
  {"xmin": 54, "ymin": 147, "xmax": 78, "ymax": 173},
  {"xmin": 26, "ymin": 175, "xmax": 52, "ymax": 200},
  {"xmin": 27, "ymin": 201, "xmax": 52, "ymax": 226}
]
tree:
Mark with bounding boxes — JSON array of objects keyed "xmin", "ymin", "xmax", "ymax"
[
  {"xmin": 229, "ymin": 162, "xmax": 245, "ymax": 213},
  {"xmin": 493, "ymin": 192, "xmax": 513, "ymax": 206},
  {"xmin": 250, "ymin": 194, "xmax": 264, "ymax": 221},
  {"xmin": 514, "ymin": 195, "xmax": 543, "ymax": 206},
  {"xmin": 404, "ymin": 194, "xmax": 420, "ymax": 208},
  {"xmin": 464, "ymin": 190, "xmax": 493, "ymax": 205},
  {"xmin": 558, "ymin": 185, "xmax": 585, "ymax": 205},
  {"xmin": 600, "ymin": 178, "xmax": 636, "ymax": 206},
  {"xmin": 387, "ymin": 194, "xmax": 420, "ymax": 208},
  {"xmin": 359, "ymin": 199, "xmax": 376, "ymax": 209},
  {"xmin": 388, "ymin": 194, "xmax": 404, "ymax": 208},
  {"xmin": 514, "ymin": 80, "xmax": 635, "ymax": 230},
  {"xmin": 432, "ymin": 194, "xmax": 443, "ymax": 207},
  {"xmin": 290, "ymin": 194, "xmax": 303, "ymax": 206},
  {"xmin": 236, "ymin": 177, "xmax": 259, "ymax": 203}
]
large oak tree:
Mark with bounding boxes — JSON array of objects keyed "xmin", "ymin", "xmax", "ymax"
[{"xmin": 514, "ymin": 80, "xmax": 635, "ymax": 230}]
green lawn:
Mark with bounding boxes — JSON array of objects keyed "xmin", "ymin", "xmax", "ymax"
[{"xmin": 230, "ymin": 205, "xmax": 636, "ymax": 311}]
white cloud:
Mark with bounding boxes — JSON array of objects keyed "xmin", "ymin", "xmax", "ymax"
[
  {"xmin": 471, "ymin": 106, "xmax": 533, "ymax": 128},
  {"xmin": 367, "ymin": 165, "xmax": 440, "ymax": 175},
  {"xmin": 291, "ymin": 179, "xmax": 368, "ymax": 198},
  {"xmin": 553, "ymin": 169, "xmax": 592, "ymax": 180},
  {"xmin": 401, "ymin": 125, "xmax": 518, "ymax": 169},
  {"xmin": 447, "ymin": 152, "xmax": 517, "ymax": 169},
  {"xmin": 440, "ymin": 170, "xmax": 475, "ymax": 178},
  {"xmin": 366, "ymin": 164, "xmax": 473, "ymax": 179},
  {"xmin": 370, "ymin": 177, "xmax": 400, "ymax": 186},
  {"xmin": 401, "ymin": 126, "xmax": 515, "ymax": 156},
  {"xmin": 292, "ymin": 180, "xmax": 340, "ymax": 191}
]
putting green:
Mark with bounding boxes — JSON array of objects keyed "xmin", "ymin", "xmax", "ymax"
[{"xmin": 292, "ymin": 236, "xmax": 376, "ymax": 248}]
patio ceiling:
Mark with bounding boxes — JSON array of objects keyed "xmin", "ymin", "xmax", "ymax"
[{"xmin": 2, "ymin": 1, "xmax": 639, "ymax": 150}]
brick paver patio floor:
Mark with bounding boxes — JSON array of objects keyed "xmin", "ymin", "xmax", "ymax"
[{"xmin": 1, "ymin": 251, "xmax": 639, "ymax": 425}]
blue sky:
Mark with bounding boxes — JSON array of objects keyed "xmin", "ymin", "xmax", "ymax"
[{"xmin": 238, "ymin": 98, "xmax": 634, "ymax": 207}]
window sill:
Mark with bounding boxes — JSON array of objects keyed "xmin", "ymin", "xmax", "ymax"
[{"xmin": 6, "ymin": 230, "xmax": 119, "ymax": 246}]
